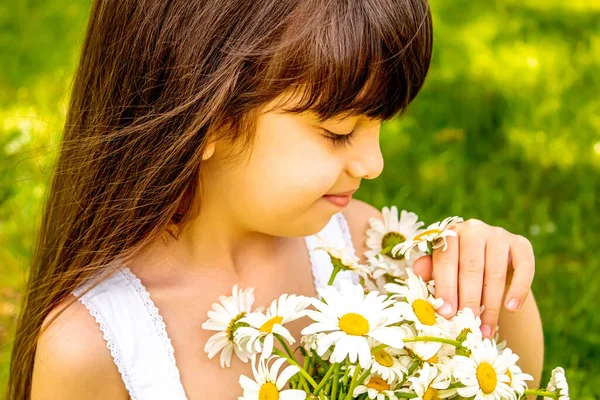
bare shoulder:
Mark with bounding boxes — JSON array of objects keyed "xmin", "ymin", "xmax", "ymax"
[
  {"xmin": 31, "ymin": 294, "xmax": 129, "ymax": 400},
  {"xmin": 342, "ymin": 198, "xmax": 383, "ymax": 263}
]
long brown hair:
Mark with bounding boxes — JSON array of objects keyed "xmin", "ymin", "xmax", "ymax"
[{"xmin": 7, "ymin": 0, "xmax": 433, "ymax": 397}]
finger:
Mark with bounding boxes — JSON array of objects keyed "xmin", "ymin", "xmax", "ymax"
[
  {"xmin": 431, "ymin": 234, "xmax": 459, "ymax": 319},
  {"xmin": 413, "ymin": 255, "xmax": 433, "ymax": 281},
  {"xmin": 504, "ymin": 235, "xmax": 535, "ymax": 312},
  {"xmin": 480, "ymin": 236, "xmax": 509, "ymax": 339},
  {"xmin": 457, "ymin": 231, "xmax": 486, "ymax": 318}
]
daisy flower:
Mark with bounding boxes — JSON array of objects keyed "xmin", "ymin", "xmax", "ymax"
[
  {"xmin": 408, "ymin": 362, "xmax": 456, "ymax": 399},
  {"xmin": 314, "ymin": 234, "xmax": 371, "ymax": 279},
  {"xmin": 235, "ymin": 293, "xmax": 310, "ymax": 359},
  {"xmin": 450, "ymin": 307, "xmax": 483, "ymax": 353},
  {"xmin": 398, "ymin": 323, "xmax": 446, "ymax": 364},
  {"xmin": 353, "ymin": 374, "xmax": 405, "ymax": 400},
  {"xmin": 392, "ymin": 216, "xmax": 464, "ymax": 260},
  {"xmin": 545, "ymin": 367, "xmax": 569, "ymax": 400},
  {"xmin": 452, "ymin": 338, "xmax": 516, "ymax": 400},
  {"xmin": 365, "ymin": 206, "xmax": 424, "ymax": 261},
  {"xmin": 367, "ymin": 337, "xmax": 412, "ymax": 384},
  {"xmin": 363, "ymin": 273, "xmax": 389, "ymax": 294},
  {"xmin": 362, "ymin": 254, "xmax": 402, "ymax": 293},
  {"xmin": 385, "ymin": 269, "xmax": 451, "ymax": 335},
  {"xmin": 239, "ymin": 354, "xmax": 306, "ymax": 400},
  {"xmin": 301, "ymin": 280, "xmax": 406, "ymax": 369},
  {"xmin": 202, "ymin": 284, "xmax": 255, "ymax": 367},
  {"xmin": 501, "ymin": 347, "xmax": 534, "ymax": 397},
  {"xmin": 369, "ymin": 253, "xmax": 411, "ymax": 281}
]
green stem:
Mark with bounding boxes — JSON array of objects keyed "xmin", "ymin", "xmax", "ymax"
[
  {"xmin": 370, "ymin": 343, "xmax": 387, "ymax": 354},
  {"xmin": 524, "ymin": 389, "xmax": 557, "ymax": 398},
  {"xmin": 344, "ymin": 365, "xmax": 362, "ymax": 400},
  {"xmin": 313, "ymin": 363, "xmax": 337, "ymax": 395},
  {"xmin": 328, "ymin": 265, "xmax": 341, "ymax": 286},
  {"xmin": 399, "ymin": 361, "xmax": 420, "ymax": 387},
  {"xmin": 297, "ymin": 349, "xmax": 311, "ymax": 392},
  {"xmin": 274, "ymin": 335, "xmax": 308, "ymax": 390},
  {"xmin": 302, "ymin": 352, "xmax": 310, "ymax": 374},
  {"xmin": 330, "ymin": 363, "xmax": 341, "ymax": 399},
  {"xmin": 403, "ymin": 336, "xmax": 462, "ymax": 347},
  {"xmin": 342, "ymin": 360, "xmax": 351, "ymax": 387},
  {"xmin": 307, "ymin": 350, "xmax": 317, "ymax": 377},
  {"xmin": 356, "ymin": 368, "xmax": 371, "ymax": 388},
  {"xmin": 275, "ymin": 334, "xmax": 297, "ymax": 362},
  {"xmin": 394, "ymin": 392, "xmax": 419, "ymax": 398},
  {"xmin": 272, "ymin": 348, "xmax": 318, "ymax": 390}
]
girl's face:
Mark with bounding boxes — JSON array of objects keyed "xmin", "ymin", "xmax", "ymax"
[{"xmin": 199, "ymin": 93, "xmax": 384, "ymax": 237}]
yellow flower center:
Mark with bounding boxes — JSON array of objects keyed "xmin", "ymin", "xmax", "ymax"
[
  {"xmin": 374, "ymin": 350, "xmax": 394, "ymax": 367},
  {"xmin": 338, "ymin": 313, "xmax": 370, "ymax": 336},
  {"xmin": 426, "ymin": 355, "xmax": 438, "ymax": 364},
  {"xmin": 507, "ymin": 368, "xmax": 513, "ymax": 385},
  {"xmin": 381, "ymin": 232, "xmax": 406, "ymax": 260},
  {"xmin": 258, "ymin": 382, "xmax": 279, "ymax": 400},
  {"xmin": 476, "ymin": 362, "xmax": 498, "ymax": 394},
  {"xmin": 423, "ymin": 387, "xmax": 439, "ymax": 400},
  {"xmin": 412, "ymin": 299, "xmax": 436, "ymax": 326},
  {"xmin": 366, "ymin": 377, "xmax": 390, "ymax": 392},
  {"xmin": 260, "ymin": 316, "xmax": 284, "ymax": 333},
  {"xmin": 414, "ymin": 229, "xmax": 442, "ymax": 241},
  {"xmin": 226, "ymin": 312, "xmax": 247, "ymax": 341}
]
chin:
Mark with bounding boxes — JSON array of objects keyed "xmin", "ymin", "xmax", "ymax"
[{"xmin": 293, "ymin": 203, "xmax": 338, "ymax": 236}]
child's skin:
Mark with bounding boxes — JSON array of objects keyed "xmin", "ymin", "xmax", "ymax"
[{"xmin": 33, "ymin": 91, "xmax": 544, "ymax": 399}]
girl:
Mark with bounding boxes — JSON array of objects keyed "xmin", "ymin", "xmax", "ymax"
[{"xmin": 7, "ymin": 0, "xmax": 543, "ymax": 398}]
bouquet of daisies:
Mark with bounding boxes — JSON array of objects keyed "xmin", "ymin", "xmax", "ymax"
[{"xmin": 202, "ymin": 207, "xmax": 569, "ymax": 400}]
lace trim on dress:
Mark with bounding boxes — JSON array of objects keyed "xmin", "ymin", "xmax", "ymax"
[
  {"xmin": 119, "ymin": 267, "xmax": 189, "ymax": 398},
  {"xmin": 77, "ymin": 292, "xmax": 139, "ymax": 400}
]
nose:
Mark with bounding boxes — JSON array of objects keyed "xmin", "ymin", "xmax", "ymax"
[{"xmin": 346, "ymin": 134, "xmax": 384, "ymax": 180}]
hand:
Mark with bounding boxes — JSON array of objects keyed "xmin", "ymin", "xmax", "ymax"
[{"xmin": 412, "ymin": 218, "xmax": 535, "ymax": 339}]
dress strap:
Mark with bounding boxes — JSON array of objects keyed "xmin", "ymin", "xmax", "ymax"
[
  {"xmin": 304, "ymin": 211, "xmax": 360, "ymax": 293},
  {"xmin": 73, "ymin": 267, "xmax": 188, "ymax": 400}
]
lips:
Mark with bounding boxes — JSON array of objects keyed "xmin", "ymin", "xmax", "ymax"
[
  {"xmin": 322, "ymin": 194, "xmax": 352, "ymax": 207},
  {"xmin": 326, "ymin": 188, "xmax": 358, "ymax": 196}
]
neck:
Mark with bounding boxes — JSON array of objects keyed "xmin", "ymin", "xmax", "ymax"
[{"xmin": 151, "ymin": 200, "xmax": 294, "ymax": 277}]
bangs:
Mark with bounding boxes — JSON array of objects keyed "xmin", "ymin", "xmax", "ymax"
[{"xmin": 257, "ymin": 0, "xmax": 433, "ymax": 122}]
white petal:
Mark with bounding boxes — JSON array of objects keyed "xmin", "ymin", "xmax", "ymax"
[
  {"xmin": 239, "ymin": 374, "xmax": 260, "ymax": 392},
  {"xmin": 262, "ymin": 334, "xmax": 274, "ymax": 359},
  {"xmin": 276, "ymin": 365, "xmax": 301, "ymax": 389},
  {"xmin": 357, "ymin": 338, "xmax": 372, "ymax": 369},
  {"xmin": 269, "ymin": 356, "xmax": 288, "ymax": 380},
  {"xmin": 369, "ymin": 327, "xmax": 405, "ymax": 349}
]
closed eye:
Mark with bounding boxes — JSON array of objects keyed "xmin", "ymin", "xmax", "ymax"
[{"xmin": 322, "ymin": 128, "xmax": 356, "ymax": 148}]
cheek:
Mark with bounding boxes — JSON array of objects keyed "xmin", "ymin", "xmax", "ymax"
[{"xmin": 235, "ymin": 130, "xmax": 343, "ymax": 231}]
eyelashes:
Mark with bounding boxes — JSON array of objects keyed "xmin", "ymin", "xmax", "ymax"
[{"xmin": 322, "ymin": 128, "xmax": 357, "ymax": 148}]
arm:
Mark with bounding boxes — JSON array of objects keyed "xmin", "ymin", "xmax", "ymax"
[
  {"xmin": 498, "ymin": 287, "xmax": 545, "ymax": 398},
  {"xmin": 32, "ymin": 295, "xmax": 130, "ymax": 399}
]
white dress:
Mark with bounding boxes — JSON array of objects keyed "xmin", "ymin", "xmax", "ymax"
[{"xmin": 72, "ymin": 211, "xmax": 359, "ymax": 400}]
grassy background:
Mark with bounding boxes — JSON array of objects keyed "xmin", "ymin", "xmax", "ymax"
[{"xmin": 1, "ymin": 0, "xmax": 598, "ymax": 398}]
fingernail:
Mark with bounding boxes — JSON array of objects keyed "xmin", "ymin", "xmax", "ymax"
[
  {"xmin": 481, "ymin": 325, "xmax": 492, "ymax": 338},
  {"xmin": 507, "ymin": 298, "xmax": 520, "ymax": 311},
  {"xmin": 438, "ymin": 301, "xmax": 453, "ymax": 316}
]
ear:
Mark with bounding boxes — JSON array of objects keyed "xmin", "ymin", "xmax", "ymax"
[{"xmin": 201, "ymin": 141, "xmax": 216, "ymax": 161}]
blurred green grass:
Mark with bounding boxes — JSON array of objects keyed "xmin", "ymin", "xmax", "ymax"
[{"xmin": 1, "ymin": 0, "xmax": 598, "ymax": 398}]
